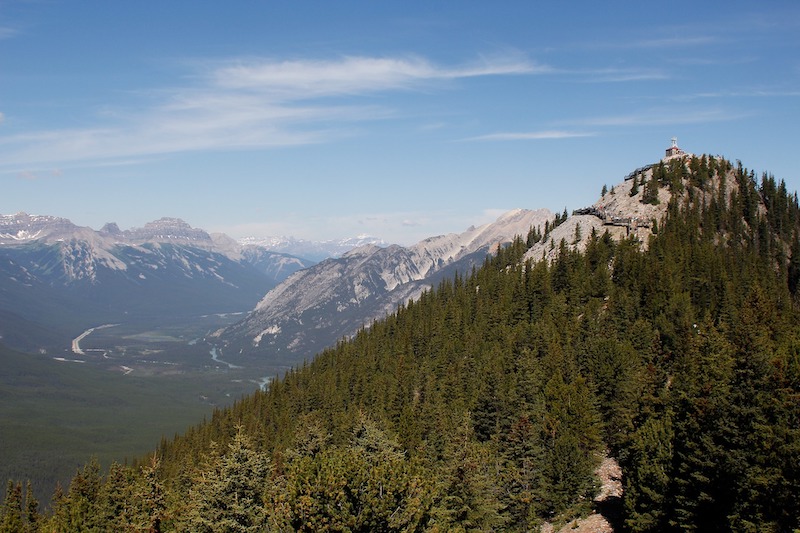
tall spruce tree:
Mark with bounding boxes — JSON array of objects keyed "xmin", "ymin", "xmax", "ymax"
[{"xmin": 186, "ymin": 427, "xmax": 272, "ymax": 533}]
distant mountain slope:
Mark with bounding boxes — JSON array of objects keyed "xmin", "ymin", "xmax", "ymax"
[
  {"xmin": 239, "ymin": 234, "xmax": 389, "ymax": 262},
  {"xmin": 0, "ymin": 214, "xmax": 313, "ymax": 352},
  {"xmin": 214, "ymin": 208, "xmax": 553, "ymax": 364}
]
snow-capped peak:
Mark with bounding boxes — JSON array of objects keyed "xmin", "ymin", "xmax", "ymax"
[{"xmin": 238, "ymin": 234, "xmax": 388, "ymax": 261}]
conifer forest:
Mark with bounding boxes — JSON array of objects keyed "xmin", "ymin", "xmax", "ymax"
[{"xmin": 3, "ymin": 156, "xmax": 799, "ymax": 532}]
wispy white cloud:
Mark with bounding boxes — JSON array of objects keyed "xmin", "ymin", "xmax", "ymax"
[
  {"xmin": 0, "ymin": 54, "xmax": 539, "ymax": 169},
  {"xmin": 461, "ymin": 130, "xmax": 594, "ymax": 142},
  {"xmin": 578, "ymin": 68, "xmax": 669, "ymax": 83},
  {"xmin": 538, "ymin": 65, "xmax": 669, "ymax": 83},
  {"xmin": 14, "ymin": 167, "xmax": 62, "ymax": 181},
  {"xmin": 576, "ymin": 32, "xmax": 719, "ymax": 53},
  {"xmin": 17, "ymin": 171, "xmax": 38, "ymax": 181},
  {"xmin": 664, "ymin": 55, "xmax": 758, "ymax": 68},
  {"xmin": 673, "ymin": 89, "xmax": 800, "ymax": 100},
  {"xmin": 566, "ymin": 107, "xmax": 750, "ymax": 127},
  {"xmin": 631, "ymin": 36, "xmax": 718, "ymax": 49},
  {"xmin": 212, "ymin": 55, "xmax": 543, "ymax": 97},
  {"xmin": 0, "ymin": 27, "xmax": 18, "ymax": 40}
]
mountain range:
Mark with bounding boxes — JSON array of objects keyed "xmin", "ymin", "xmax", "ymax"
[
  {"xmin": 212, "ymin": 208, "xmax": 554, "ymax": 365},
  {"xmin": 0, "ymin": 209, "xmax": 551, "ymax": 359},
  {"xmin": 0, "ymin": 215, "xmax": 314, "ymax": 353},
  {"xmin": 239, "ymin": 234, "xmax": 389, "ymax": 262}
]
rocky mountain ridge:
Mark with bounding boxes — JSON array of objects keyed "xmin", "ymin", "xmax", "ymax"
[
  {"xmin": 213, "ymin": 208, "xmax": 554, "ymax": 364},
  {"xmin": 0, "ymin": 213, "xmax": 313, "ymax": 279},
  {"xmin": 526, "ymin": 154, "xmax": 733, "ymax": 263},
  {"xmin": 0, "ymin": 214, "xmax": 314, "ymax": 353}
]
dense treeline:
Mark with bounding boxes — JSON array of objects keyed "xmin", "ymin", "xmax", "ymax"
[{"xmin": 3, "ymin": 156, "xmax": 799, "ymax": 532}]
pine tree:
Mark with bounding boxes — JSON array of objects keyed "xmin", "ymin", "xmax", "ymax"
[
  {"xmin": 46, "ymin": 483, "xmax": 69, "ymax": 532},
  {"xmin": 23, "ymin": 481, "xmax": 38, "ymax": 533},
  {"xmin": 539, "ymin": 370, "xmax": 602, "ymax": 517},
  {"xmin": 272, "ymin": 414, "xmax": 433, "ymax": 531},
  {"xmin": 133, "ymin": 456, "xmax": 166, "ymax": 533},
  {"xmin": 500, "ymin": 413, "xmax": 547, "ymax": 528},
  {"xmin": 429, "ymin": 414, "xmax": 506, "ymax": 531},
  {"xmin": 55, "ymin": 457, "xmax": 102, "ymax": 532},
  {"xmin": 94, "ymin": 461, "xmax": 135, "ymax": 532},
  {"xmin": 186, "ymin": 427, "xmax": 272, "ymax": 532},
  {"xmin": 573, "ymin": 222, "xmax": 582, "ymax": 245},
  {"xmin": 0, "ymin": 481, "xmax": 23, "ymax": 533},
  {"xmin": 642, "ymin": 174, "xmax": 660, "ymax": 205},
  {"xmin": 623, "ymin": 415, "xmax": 673, "ymax": 532},
  {"xmin": 630, "ymin": 176, "xmax": 640, "ymax": 197}
]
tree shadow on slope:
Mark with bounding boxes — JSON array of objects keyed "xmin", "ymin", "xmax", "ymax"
[{"xmin": 594, "ymin": 494, "xmax": 624, "ymax": 531}]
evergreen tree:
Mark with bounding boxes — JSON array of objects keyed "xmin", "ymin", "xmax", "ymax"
[
  {"xmin": 23, "ymin": 481, "xmax": 38, "ymax": 533},
  {"xmin": 429, "ymin": 414, "xmax": 506, "ymax": 531},
  {"xmin": 186, "ymin": 427, "xmax": 272, "ymax": 533},
  {"xmin": 133, "ymin": 456, "xmax": 167, "ymax": 533},
  {"xmin": 642, "ymin": 174, "xmax": 660, "ymax": 205},
  {"xmin": 93, "ymin": 461, "xmax": 135, "ymax": 532},
  {"xmin": 272, "ymin": 415, "xmax": 433, "ymax": 531},
  {"xmin": 573, "ymin": 222, "xmax": 582, "ymax": 245},
  {"xmin": 539, "ymin": 369, "xmax": 602, "ymax": 517},
  {"xmin": 48, "ymin": 458, "xmax": 102, "ymax": 532},
  {"xmin": 0, "ymin": 481, "xmax": 23, "ymax": 533},
  {"xmin": 630, "ymin": 176, "xmax": 640, "ymax": 196},
  {"xmin": 623, "ymin": 415, "xmax": 673, "ymax": 532}
]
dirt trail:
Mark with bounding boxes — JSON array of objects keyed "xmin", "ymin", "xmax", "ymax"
[{"xmin": 541, "ymin": 454, "xmax": 623, "ymax": 533}]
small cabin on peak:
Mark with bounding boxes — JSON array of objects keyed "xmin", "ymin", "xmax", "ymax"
[
  {"xmin": 624, "ymin": 138, "xmax": 692, "ymax": 182},
  {"xmin": 664, "ymin": 137, "xmax": 687, "ymax": 160}
]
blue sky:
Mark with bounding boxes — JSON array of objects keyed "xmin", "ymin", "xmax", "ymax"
[{"xmin": 1, "ymin": 1, "xmax": 799, "ymax": 245}]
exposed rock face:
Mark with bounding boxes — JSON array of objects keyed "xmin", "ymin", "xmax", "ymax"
[
  {"xmin": 124, "ymin": 217, "xmax": 215, "ymax": 244},
  {"xmin": 0, "ymin": 212, "xmax": 82, "ymax": 243},
  {"xmin": 526, "ymin": 155, "xmax": 726, "ymax": 263},
  {"xmin": 215, "ymin": 209, "xmax": 554, "ymax": 363},
  {"xmin": 99, "ymin": 222, "xmax": 122, "ymax": 235}
]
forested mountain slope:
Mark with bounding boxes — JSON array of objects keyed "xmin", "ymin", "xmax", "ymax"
[{"xmin": 4, "ymin": 155, "xmax": 799, "ymax": 532}]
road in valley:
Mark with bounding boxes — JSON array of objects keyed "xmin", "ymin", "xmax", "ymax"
[{"xmin": 71, "ymin": 324, "xmax": 118, "ymax": 355}]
